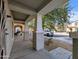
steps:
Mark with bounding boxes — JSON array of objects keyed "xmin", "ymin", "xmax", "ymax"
[{"xmin": 49, "ymin": 47, "xmax": 72, "ymax": 59}]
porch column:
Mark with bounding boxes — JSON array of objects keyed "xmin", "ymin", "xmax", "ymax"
[
  {"xmin": 24, "ymin": 21, "xmax": 29, "ymax": 40},
  {"xmin": 33, "ymin": 14, "xmax": 44, "ymax": 51},
  {"xmin": 3, "ymin": 0, "xmax": 14, "ymax": 58}
]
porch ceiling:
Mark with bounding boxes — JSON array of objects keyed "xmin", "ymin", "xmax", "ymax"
[
  {"xmin": 8, "ymin": 0, "xmax": 51, "ymax": 21},
  {"xmin": 8, "ymin": 0, "xmax": 51, "ymax": 12},
  {"xmin": 11, "ymin": 11, "xmax": 29, "ymax": 21}
]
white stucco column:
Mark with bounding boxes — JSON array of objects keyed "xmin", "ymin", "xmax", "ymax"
[
  {"xmin": 0, "ymin": 23, "xmax": 1, "ymax": 48},
  {"xmin": 33, "ymin": 13, "xmax": 44, "ymax": 51},
  {"xmin": 24, "ymin": 20, "xmax": 29, "ymax": 40},
  {"xmin": 3, "ymin": 0, "xmax": 14, "ymax": 59}
]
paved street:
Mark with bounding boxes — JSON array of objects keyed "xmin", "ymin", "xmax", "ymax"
[
  {"xmin": 53, "ymin": 32, "xmax": 69, "ymax": 37},
  {"xmin": 44, "ymin": 32, "xmax": 72, "ymax": 44}
]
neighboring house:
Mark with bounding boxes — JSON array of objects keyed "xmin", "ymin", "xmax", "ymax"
[
  {"xmin": 67, "ymin": 21, "xmax": 78, "ymax": 32},
  {"xmin": 53, "ymin": 21, "xmax": 78, "ymax": 32}
]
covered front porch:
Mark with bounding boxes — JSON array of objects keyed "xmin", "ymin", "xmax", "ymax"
[{"xmin": 0, "ymin": 0, "xmax": 76, "ymax": 59}]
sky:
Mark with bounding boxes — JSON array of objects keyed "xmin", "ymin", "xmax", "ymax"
[
  {"xmin": 69, "ymin": 0, "xmax": 78, "ymax": 11},
  {"xmin": 69, "ymin": 0, "xmax": 78, "ymax": 22}
]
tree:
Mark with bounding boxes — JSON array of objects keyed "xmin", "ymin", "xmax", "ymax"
[{"xmin": 42, "ymin": 2, "xmax": 70, "ymax": 31}]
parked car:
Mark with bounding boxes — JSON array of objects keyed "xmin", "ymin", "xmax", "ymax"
[
  {"xmin": 14, "ymin": 31, "xmax": 20, "ymax": 35},
  {"xmin": 44, "ymin": 30, "xmax": 53, "ymax": 37}
]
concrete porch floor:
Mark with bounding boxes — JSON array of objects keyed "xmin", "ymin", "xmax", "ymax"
[
  {"xmin": 9, "ymin": 40, "xmax": 34, "ymax": 59},
  {"xmin": 9, "ymin": 40, "xmax": 52, "ymax": 59},
  {"xmin": 9, "ymin": 36, "xmax": 72, "ymax": 59}
]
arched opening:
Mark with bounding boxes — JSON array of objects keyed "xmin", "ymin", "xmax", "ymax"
[{"xmin": 14, "ymin": 25, "xmax": 22, "ymax": 33}]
